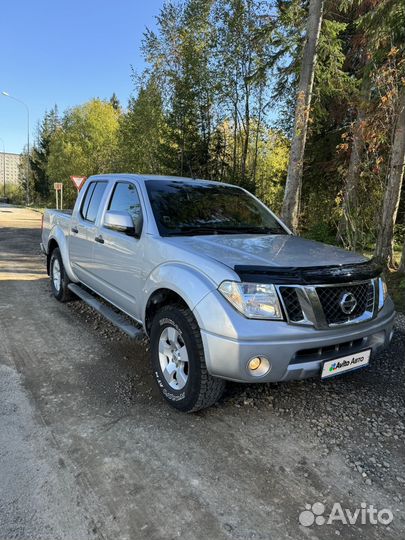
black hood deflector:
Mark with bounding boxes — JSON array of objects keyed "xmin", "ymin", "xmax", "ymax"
[{"xmin": 234, "ymin": 259, "xmax": 382, "ymax": 285}]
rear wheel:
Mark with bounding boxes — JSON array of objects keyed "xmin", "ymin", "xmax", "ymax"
[
  {"xmin": 150, "ymin": 304, "xmax": 225, "ymax": 412},
  {"xmin": 50, "ymin": 247, "xmax": 72, "ymax": 302}
]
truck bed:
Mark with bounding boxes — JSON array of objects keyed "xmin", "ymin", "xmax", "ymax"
[
  {"xmin": 41, "ymin": 209, "xmax": 73, "ymax": 252},
  {"xmin": 48, "ymin": 209, "xmax": 73, "ymax": 215}
]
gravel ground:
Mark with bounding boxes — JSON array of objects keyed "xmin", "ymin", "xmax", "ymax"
[
  {"xmin": 0, "ymin": 364, "xmax": 93, "ymax": 540},
  {"xmin": 69, "ymin": 297, "xmax": 405, "ymax": 502},
  {"xmin": 1, "ymin": 205, "xmax": 404, "ymax": 540}
]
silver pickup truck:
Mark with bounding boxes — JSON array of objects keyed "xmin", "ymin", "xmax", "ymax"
[{"xmin": 41, "ymin": 174, "xmax": 395, "ymax": 412}]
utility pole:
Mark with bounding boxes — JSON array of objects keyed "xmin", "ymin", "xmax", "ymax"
[{"xmin": 1, "ymin": 91, "xmax": 30, "ymax": 205}]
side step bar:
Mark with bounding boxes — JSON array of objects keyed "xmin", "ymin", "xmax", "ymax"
[{"xmin": 68, "ymin": 283, "xmax": 144, "ymax": 340}]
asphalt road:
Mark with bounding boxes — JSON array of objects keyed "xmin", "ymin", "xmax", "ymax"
[{"xmin": 0, "ymin": 205, "xmax": 404, "ymax": 540}]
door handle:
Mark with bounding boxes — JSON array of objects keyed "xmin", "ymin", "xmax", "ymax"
[
  {"xmin": 95, "ymin": 235, "xmax": 104, "ymax": 244},
  {"xmin": 71, "ymin": 226, "xmax": 78, "ymax": 234}
]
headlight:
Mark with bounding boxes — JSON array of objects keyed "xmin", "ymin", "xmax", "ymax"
[
  {"xmin": 218, "ymin": 281, "xmax": 283, "ymax": 319},
  {"xmin": 378, "ymin": 277, "xmax": 388, "ymax": 310}
]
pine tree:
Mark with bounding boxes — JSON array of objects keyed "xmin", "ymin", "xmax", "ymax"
[
  {"xmin": 117, "ymin": 77, "xmax": 166, "ymax": 174},
  {"xmin": 109, "ymin": 93, "xmax": 121, "ymax": 111},
  {"xmin": 30, "ymin": 106, "xmax": 60, "ymax": 199}
]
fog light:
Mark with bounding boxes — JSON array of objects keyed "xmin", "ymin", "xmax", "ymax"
[
  {"xmin": 248, "ymin": 357, "xmax": 261, "ymax": 371},
  {"xmin": 247, "ymin": 356, "xmax": 271, "ymax": 377}
]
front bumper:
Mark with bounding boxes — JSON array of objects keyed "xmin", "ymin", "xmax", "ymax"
[{"xmin": 194, "ymin": 291, "xmax": 396, "ymax": 383}]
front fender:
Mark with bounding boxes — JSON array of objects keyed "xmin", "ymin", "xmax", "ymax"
[
  {"xmin": 142, "ymin": 263, "xmax": 217, "ymax": 322},
  {"xmin": 48, "ymin": 226, "xmax": 78, "ymax": 283}
]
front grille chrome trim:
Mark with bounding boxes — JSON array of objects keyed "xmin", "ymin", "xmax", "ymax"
[
  {"xmin": 302, "ymin": 286, "xmax": 328, "ymax": 328},
  {"xmin": 276, "ymin": 279, "xmax": 378, "ymax": 329}
]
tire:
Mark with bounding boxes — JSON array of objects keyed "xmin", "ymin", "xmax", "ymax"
[
  {"xmin": 50, "ymin": 247, "xmax": 72, "ymax": 302},
  {"xmin": 150, "ymin": 304, "xmax": 226, "ymax": 412}
]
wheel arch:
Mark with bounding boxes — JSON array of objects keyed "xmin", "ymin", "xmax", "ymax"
[
  {"xmin": 46, "ymin": 228, "xmax": 77, "ymax": 282},
  {"xmin": 142, "ymin": 263, "xmax": 216, "ymax": 336},
  {"xmin": 145, "ymin": 288, "xmax": 190, "ymax": 335},
  {"xmin": 46, "ymin": 238, "xmax": 60, "ymax": 274}
]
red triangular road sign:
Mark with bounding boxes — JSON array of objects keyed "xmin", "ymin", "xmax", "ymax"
[{"xmin": 70, "ymin": 176, "xmax": 87, "ymax": 190}]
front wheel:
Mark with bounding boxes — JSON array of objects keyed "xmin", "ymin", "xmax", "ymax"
[{"xmin": 150, "ymin": 304, "xmax": 225, "ymax": 412}]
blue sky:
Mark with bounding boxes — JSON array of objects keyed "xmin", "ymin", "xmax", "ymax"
[{"xmin": 0, "ymin": 0, "xmax": 163, "ymax": 154}]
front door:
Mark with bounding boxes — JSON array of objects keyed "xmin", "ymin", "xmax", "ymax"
[{"xmin": 91, "ymin": 181, "xmax": 146, "ymax": 319}]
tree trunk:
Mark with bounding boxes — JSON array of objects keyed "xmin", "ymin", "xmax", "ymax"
[
  {"xmin": 241, "ymin": 65, "xmax": 252, "ymax": 183},
  {"xmin": 336, "ymin": 109, "xmax": 366, "ymax": 249},
  {"xmin": 252, "ymin": 86, "xmax": 263, "ymax": 184},
  {"xmin": 399, "ymin": 212, "xmax": 405, "ymax": 274},
  {"xmin": 281, "ymin": 0, "xmax": 324, "ymax": 231},
  {"xmin": 374, "ymin": 87, "xmax": 405, "ymax": 268},
  {"xmin": 232, "ymin": 101, "xmax": 238, "ymax": 181},
  {"xmin": 337, "ymin": 77, "xmax": 370, "ymax": 249},
  {"xmin": 241, "ymin": 97, "xmax": 250, "ymax": 182}
]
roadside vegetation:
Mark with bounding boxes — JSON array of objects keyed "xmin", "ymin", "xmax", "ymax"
[{"xmin": 8, "ymin": 0, "xmax": 405, "ymax": 305}]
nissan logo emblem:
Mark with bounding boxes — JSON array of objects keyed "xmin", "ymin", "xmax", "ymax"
[{"xmin": 339, "ymin": 292, "xmax": 357, "ymax": 315}]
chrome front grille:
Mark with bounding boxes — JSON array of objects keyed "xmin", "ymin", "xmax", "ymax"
[
  {"xmin": 316, "ymin": 282, "xmax": 374, "ymax": 325},
  {"xmin": 277, "ymin": 279, "xmax": 378, "ymax": 329},
  {"xmin": 279, "ymin": 287, "xmax": 304, "ymax": 322}
]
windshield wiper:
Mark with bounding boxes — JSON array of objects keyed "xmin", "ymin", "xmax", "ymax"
[
  {"xmin": 215, "ymin": 226, "xmax": 285, "ymax": 235},
  {"xmin": 165, "ymin": 226, "xmax": 222, "ymax": 236},
  {"xmin": 165, "ymin": 225, "xmax": 285, "ymax": 236}
]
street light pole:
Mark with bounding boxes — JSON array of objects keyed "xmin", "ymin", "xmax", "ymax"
[
  {"xmin": 1, "ymin": 91, "xmax": 30, "ymax": 205},
  {"xmin": 0, "ymin": 137, "xmax": 5, "ymax": 198}
]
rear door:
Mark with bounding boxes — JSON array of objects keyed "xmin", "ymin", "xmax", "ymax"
[
  {"xmin": 91, "ymin": 180, "xmax": 146, "ymax": 319},
  {"xmin": 69, "ymin": 180, "xmax": 108, "ymax": 283}
]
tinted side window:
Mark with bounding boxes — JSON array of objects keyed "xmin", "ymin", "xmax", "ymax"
[
  {"xmin": 84, "ymin": 182, "xmax": 107, "ymax": 222},
  {"xmin": 80, "ymin": 182, "xmax": 96, "ymax": 219},
  {"xmin": 108, "ymin": 182, "xmax": 142, "ymax": 226}
]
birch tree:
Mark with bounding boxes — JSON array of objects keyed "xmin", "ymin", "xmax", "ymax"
[
  {"xmin": 375, "ymin": 86, "xmax": 405, "ymax": 266},
  {"xmin": 337, "ymin": 96, "xmax": 367, "ymax": 249},
  {"xmin": 399, "ymin": 213, "xmax": 405, "ymax": 274},
  {"xmin": 362, "ymin": 0, "xmax": 405, "ymax": 266},
  {"xmin": 281, "ymin": 0, "xmax": 324, "ymax": 231}
]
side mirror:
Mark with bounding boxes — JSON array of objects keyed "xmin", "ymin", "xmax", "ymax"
[{"xmin": 104, "ymin": 210, "xmax": 142, "ymax": 237}]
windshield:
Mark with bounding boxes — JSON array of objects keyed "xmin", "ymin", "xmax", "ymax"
[{"xmin": 145, "ymin": 179, "xmax": 287, "ymax": 236}]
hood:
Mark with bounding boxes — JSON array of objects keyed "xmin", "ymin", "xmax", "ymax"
[{"xmin": 164, "ymin": 234, "xmax": 366, "ymax": 269}]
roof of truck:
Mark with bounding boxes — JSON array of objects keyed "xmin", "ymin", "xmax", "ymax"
[{"xmin": 88, "ymin": 173, "xmax": 229, "ymax": 186}]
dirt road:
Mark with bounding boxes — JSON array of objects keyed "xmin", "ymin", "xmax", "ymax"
[{"xmin": 0, "ymin": 205, "xmax": 404, "ymax": 540}]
